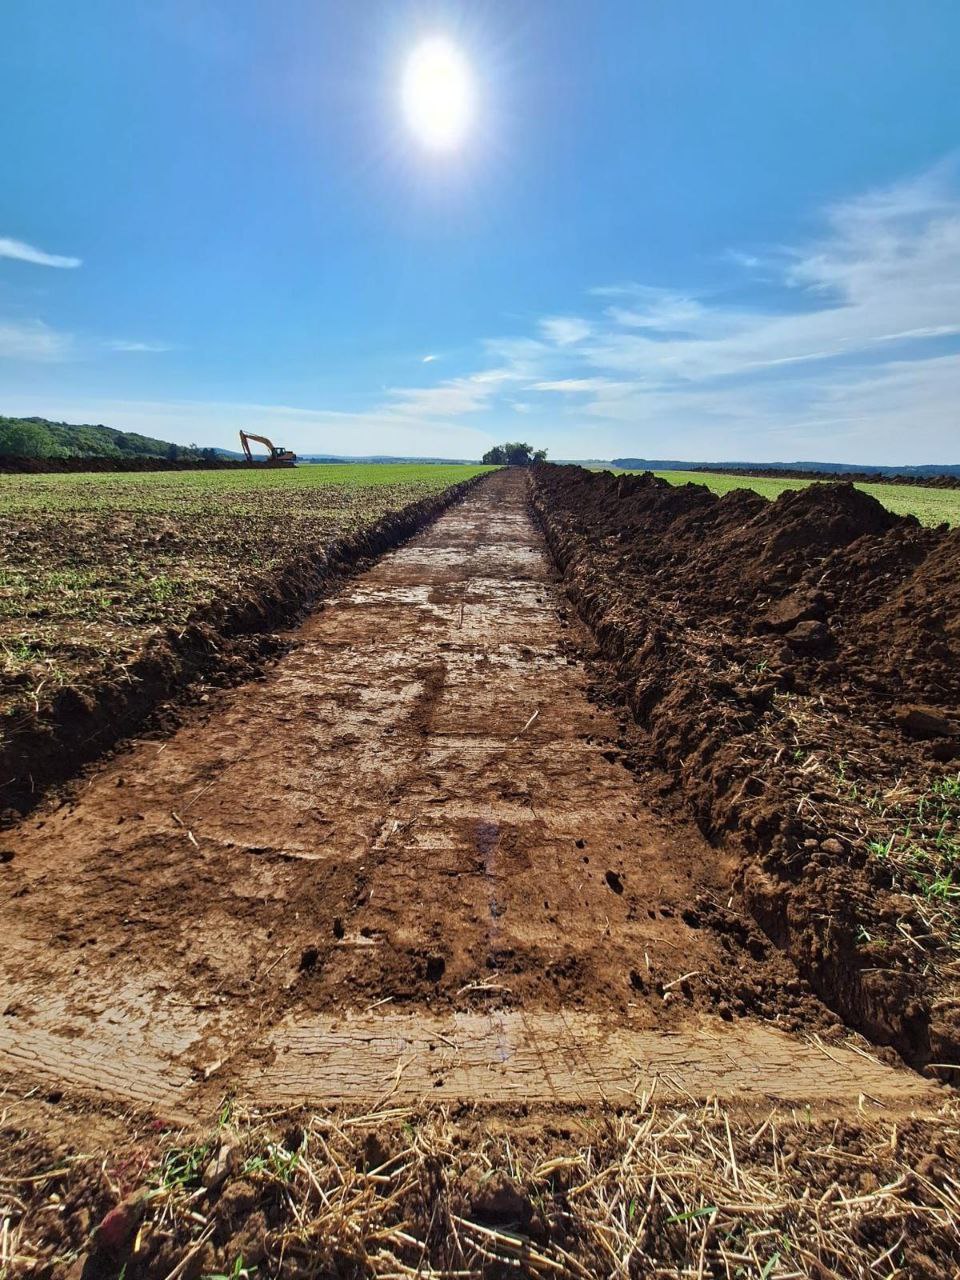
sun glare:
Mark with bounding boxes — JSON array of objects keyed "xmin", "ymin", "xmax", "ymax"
[{"xmin": 402, "ymin": 37, "xmax": 474, "ymax": 151}]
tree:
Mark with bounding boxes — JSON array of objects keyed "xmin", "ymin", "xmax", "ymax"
[
  {"xmin": 481, "ymin": 445, "xmax": 507, "ymax": 465},
  {"xmin": 0, "ymin": 421, "xmax": 56, "ymax": 458},
  {"xmin": 481, "ymin": 442, "xmax": 547, "ymax": 466},
  {"xmin": 166, "ymin": 442, "xmax": 179, "ymax": 461}
]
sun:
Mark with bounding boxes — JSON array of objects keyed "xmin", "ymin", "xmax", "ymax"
[{"xmin": 402, "ymin": 37, "xmax": 474, "ymax": 151}]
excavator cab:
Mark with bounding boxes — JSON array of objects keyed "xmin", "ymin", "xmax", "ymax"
[{"xmin": 239, "ymin": 430, "xmax": 297, "ymax": 467}]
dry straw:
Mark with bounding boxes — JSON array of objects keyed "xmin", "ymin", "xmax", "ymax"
[{"xmin": 3, "ymin": 1088, "xmax": 959, "ymax": 1278}]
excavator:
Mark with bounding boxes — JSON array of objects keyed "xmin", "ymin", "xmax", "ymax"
[{"xmin": 239, "ymin": 430, "xmax": 297, "ymax": 467}]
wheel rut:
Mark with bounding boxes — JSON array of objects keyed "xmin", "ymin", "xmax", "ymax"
[{"xmin": 0, "ymin": 471, "xmax": 940, "ymax": 1114}]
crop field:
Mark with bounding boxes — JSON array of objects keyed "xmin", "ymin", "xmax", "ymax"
[
  {"xmin": 646, "ymin": 468, "xmax": 960, "ymax": 525},
  {"xmin": 2, "ymin": 464, "xmax": 960, "ymax": 1277},
  {"xmin": 0, "ymin": 463, "xmax": 488, "ymax": 723}
]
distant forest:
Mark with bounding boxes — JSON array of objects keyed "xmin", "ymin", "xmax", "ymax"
[
  {"xmin": 612, "ymin": 457, "xmax": 960, "ymax": 477},
  {"xmin": 0, "ymin": 416, "xmax": 217, "ymax": 461}
]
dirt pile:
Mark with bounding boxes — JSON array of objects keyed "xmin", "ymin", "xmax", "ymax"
[
  {"xmin": 532, "ymin": 464, "xmax": 960, "ymax": 1074},
  {"xmin": 0, "ymin": 455, "xmax": 251, "ymax": 473}
]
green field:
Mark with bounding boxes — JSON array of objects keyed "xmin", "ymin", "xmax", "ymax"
[
  {"xmin": 0, "ymin": 462, "xmax": 491, "ymax": 719},
  {"xmin": 644, "ymin": 469, "xmax": 960, "ymax": 527}
]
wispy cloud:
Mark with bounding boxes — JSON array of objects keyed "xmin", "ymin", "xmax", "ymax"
[
  {"xmin": 540, "ymin": 316, "xmax": 592, "ymax": 346},
  {"xmin": 108, "ymin": 340, "xmax": 173, "ymax": 353},
  {"xmin": 5, "ymin": 164, "xmax": 959, "ymax": 464},
  {"xmin": 530, "ymin": 377, "xmax": 628, "ymax": 394},
  {"xmin": 0, "ymin": 320, "xmax": 74, "ymax": 361},
  {"xmin": 371, "ymin": 162, "xmax": 960, "ymax": 462},
  {"xmin": 387, "ymin": 366, "xmax": 520, "ymax": 418},
  {"xmin": 0, "ymin": 236, "xmax": 81, "ymax": 269},
  {"xmin": 576, "ymin": 171, "xmax": 960, "ymax": 389}
]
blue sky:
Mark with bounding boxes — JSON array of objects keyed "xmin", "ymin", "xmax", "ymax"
[{"xmin": 2, "ymin": 0, "xmax": 959, "ymax": 462}]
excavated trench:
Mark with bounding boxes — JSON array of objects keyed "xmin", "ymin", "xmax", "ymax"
[{"xmin": 0, "ymin": 469, "xmax": 944, "ymax": 1117}]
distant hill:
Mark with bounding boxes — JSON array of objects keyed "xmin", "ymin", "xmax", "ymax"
[
  {"xmin": 610, "ymin": 457, "xmax": 960, "ymax": 477},
  {"xmin": 0, "ymin": 415, "xmax": 220, "ymax": 461}
]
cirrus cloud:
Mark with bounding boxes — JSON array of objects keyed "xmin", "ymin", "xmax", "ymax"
[{"xmin": 0, "ymin": 236, "xmax": 81, "ymax": 269}]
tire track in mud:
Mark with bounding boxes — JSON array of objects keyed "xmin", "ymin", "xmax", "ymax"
[{"xmin": 0, "ymin": 471, "xmax": 940, "ymax": 1114}]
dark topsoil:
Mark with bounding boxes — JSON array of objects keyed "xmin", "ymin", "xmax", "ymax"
[
  {"xmin": 0, "ymin": 455, "xmax": 253, "ymax": 473},
  {"xmin": 531, "ymin": 464, "xmax": 960, "ymax": 1076}
]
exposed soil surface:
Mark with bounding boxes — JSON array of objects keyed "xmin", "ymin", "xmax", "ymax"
[
  {"xmin": 532, "ymin": 464, "xmax": 960, "ymax": 1078},
  {"xmin": 1, "ymin": 472, "xmax": 482, "ymax": 818},
  {"xmin": 2, "ymin": 468, "xmax": 897, "ymax": 1104},
  {"xmin": 2, "ymin": 469, "xmax": 958, "ymax": 1277}
]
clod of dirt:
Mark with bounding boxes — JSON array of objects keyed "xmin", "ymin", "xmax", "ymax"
[
  {"xmin": 425, "ymin": 955, "xmax": 446, "ymax": 982},
  {"xmin": 605, "ymin": 870, "xmax": 624, "ymax": 895},
  {"xmin": 464, "ymin": 1170, "xmax": 540, "ymax": 1234},
  {"xmin": 894, "ymin": 704, "xmax": 959, "ymax": 739},
  {"xmin": 784, "ymin": 620, "xmax": 833, "ymax": 653},
  {"xmin": 362, "ymin": 1131, "xmax": 394, "ymax": 1173},
  {"xmin": 333, "ymin": 916, "xmax": 345, "ymax": 939},
  {"xmin": 298, "ymin": 946, "xmax": 320, "ymax": 972},
  {"xmin": 760, "ymin": 591, "xmax": 827, "ymax": 632}
]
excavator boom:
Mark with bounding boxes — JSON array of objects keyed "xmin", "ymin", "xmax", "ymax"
[{"xmin": 239, "ymin": 430, "xmax": 297, "ymax": 467}]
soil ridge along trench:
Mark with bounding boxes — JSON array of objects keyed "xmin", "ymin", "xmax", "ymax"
[
  {"xmin": 528, "ymin": 462, "xmax": 960, "ymax": 1075},
  {"xmin": 0, "ymin": 469, "xmax": 942, "ymax": 1114}
]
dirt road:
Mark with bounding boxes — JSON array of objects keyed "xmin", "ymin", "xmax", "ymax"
[{"xmin": 0, "ymin": 471, "xmax": 939, "ymax": 1114}]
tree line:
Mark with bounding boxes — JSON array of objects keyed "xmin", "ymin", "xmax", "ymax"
[
  {"xmin": 481, "ymin": 442, "xmax": 547, "ymax": 466},
  {"xmin": 0, "ymin": 416, "xmax": 213, "ymax": 461}
]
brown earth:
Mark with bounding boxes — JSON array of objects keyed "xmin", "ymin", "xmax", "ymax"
[
  {"xmin": 2, "ymin": 469, "xmax": 958, "ymax": 1276},
  {"xmin": 0, "ymin": 455, "xmax": 251, "ymax": 473},
  {"xmin": 531, "ymin": 464, "xmax": 960, "ymax": 1077},
  {"xmin": 2, "ymin": 469, "xmax": 882, "ymax": 1103},
  {"xmin": 0, "ymin": 474, "xmax": 481, "ymax": 820}
]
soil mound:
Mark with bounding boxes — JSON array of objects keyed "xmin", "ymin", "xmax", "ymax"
[
  {"xmin": 532, "ymin": 464, "xmax": 960, "ymax": 1075},
  {"xmin": 0, "ymin": 454, "xmax": 250, "ymax": 473}
]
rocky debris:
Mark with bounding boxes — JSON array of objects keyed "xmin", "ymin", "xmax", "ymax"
[{"xmin": 203, "ymin": 1137, "xmax": 239, "ymax": 1193}]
